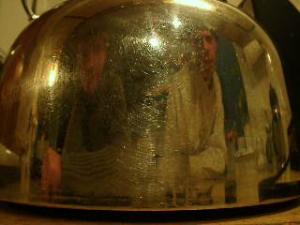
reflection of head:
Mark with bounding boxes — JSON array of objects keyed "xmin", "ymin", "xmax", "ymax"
[
  {"xmin": 190, "ymin": 30, "xmax": 218, "ymax": 77},
  {"xmin": 77, "ymin": 35, "xmax": 108, "ymax": 94}
]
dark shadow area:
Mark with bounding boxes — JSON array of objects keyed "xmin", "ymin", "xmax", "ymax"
[{"xmin": 0, "ymin": 199, "xmax": 299, "ymax": 223}]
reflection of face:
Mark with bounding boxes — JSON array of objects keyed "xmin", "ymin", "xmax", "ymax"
[
  {"xmin": 191, "ymin": 31, "xmax": 217, "ymax": 78},
  {"xmin": 201, "ymin": 31, "xmax": 217, "ymax": 72},
  {"xmin": 80, "ymin": 38, "xmax": 107, "ymax": 94}
]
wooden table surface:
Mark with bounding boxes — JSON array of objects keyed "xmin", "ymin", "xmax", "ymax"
[{"xmin": 1, "ymin": 200, "xmax": 300, "ymax": 225}]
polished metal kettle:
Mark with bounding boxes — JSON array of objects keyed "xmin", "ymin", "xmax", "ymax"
[{"xmin": 0, "ymin": 0, "xmax": 298, "ymax": 211}]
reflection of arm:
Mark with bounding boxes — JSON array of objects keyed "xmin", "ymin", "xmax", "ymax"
[
  {"xmin": 40, "ymin": 78, "xmax": 75, "ymax": 195},
  {"xmin": 44, "ymin": 76, "xmax": 75, "ymax": 153},
  {"xmin": 107, "ymin": 75, "xmax": 130, "ymax": 147},
  {"xmin": 190, "ymin": 74, "xmax": 227, "ymax": 179}
]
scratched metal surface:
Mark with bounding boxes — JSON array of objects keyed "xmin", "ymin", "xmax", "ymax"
[{"xmin": 0, "ymin": 0, "xmax": 297, "ymax": 211}]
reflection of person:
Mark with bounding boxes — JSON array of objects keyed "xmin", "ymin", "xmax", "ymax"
[
  {"xmin": 216, "ymin": 37, "xmax": 249, "ymax": 152},
  {"xmin": 41, "ymin": 34, "xmax": 130, "ymax": 199},
  {"xmin": 162, "ymin": 31, "xmax": 226, "ymax": 205}
]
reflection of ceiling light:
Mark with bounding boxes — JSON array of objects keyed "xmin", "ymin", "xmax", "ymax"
[
  {"xmin": 266, "ymin": 53, "xmax": 272, "ymax": 64},
  {"xmin": 5, "ymin": 150, "xmax": 12, "ymax": 155},
  {"xmin": 172, "ymin": 16, "xmax": 182, "ymax": 29},
  {"xmin": 149, "ymin": 35, "xmax": 162, "ymax": 49},
  {"xmin": 173, "ymin": 0, "xmax": 215, "ymax": 11},
  {"xmin": 48, "ymin": 64, "xmax": 58, "ymax": 87}
]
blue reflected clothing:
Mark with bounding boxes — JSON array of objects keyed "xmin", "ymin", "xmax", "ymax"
[{"xmin": 216, "ymin": 37, "xmax": 249, "ymax": 136}]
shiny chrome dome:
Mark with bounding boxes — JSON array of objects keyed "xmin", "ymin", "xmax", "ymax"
[{"xmin": 0, "ymin": 0, "xmax": 296, "ymax": 211}]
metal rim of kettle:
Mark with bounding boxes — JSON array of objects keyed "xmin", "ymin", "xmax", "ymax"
[{"xmin": 20, "ymin": 0, "xmax": 251, "ymax": 20}]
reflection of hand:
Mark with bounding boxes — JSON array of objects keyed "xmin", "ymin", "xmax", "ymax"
[{"xmin": 41, "ymin": 147, "xmax": 62, "ymax": 197}]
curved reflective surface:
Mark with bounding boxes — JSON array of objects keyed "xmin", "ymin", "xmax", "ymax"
[{"xmin": 0, "ymin": 0, "xmax": 297, "ymax": 210}]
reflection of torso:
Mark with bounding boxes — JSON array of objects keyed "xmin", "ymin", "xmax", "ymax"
[
  {"xmin": 165, "ymin": 65, "xmax": 217, "ymax": 155},
  {"xmin": 64, "ymin": 72, "xmax": 128, "ymax": 153},
  {"xmin": 61, "ymin": 72, "xmax": 130, "ymax": 197},
  {"xmin": 65, "ymin": 90, "xmax": 114, "ymax": 152},
  {"xmin": 162, "ymin": 65, "xmax": 226, "ymax": 197}
]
